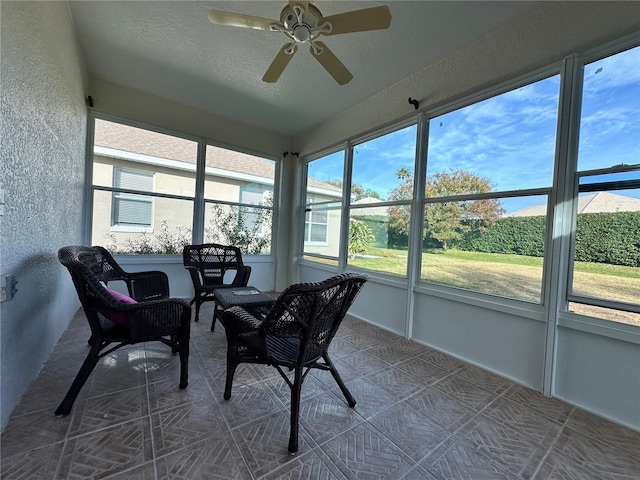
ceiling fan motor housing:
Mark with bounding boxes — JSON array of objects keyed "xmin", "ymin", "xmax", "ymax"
[{"xmin": 279, "ymin": 4, "xmax": 330, "ymax": 45}]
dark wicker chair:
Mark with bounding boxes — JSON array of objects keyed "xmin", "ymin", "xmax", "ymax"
[
  {"xmin": 222, "ymin": 272, "xmax": 369, "ymax": 454},
  {"xmin": 56, "ymin": 245, "xmax": 191, "ymax": 416},
  {"xmin": 183, "ymin": 243, "xmax": 251, "ymax": 330}
]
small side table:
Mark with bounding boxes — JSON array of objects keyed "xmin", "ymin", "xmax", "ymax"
[{"xmin": 212, "ymin": 286, "xmax": 275, "ymax": 331}]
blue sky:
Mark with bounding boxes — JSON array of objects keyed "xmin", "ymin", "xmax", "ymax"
[{"xmin": 309, "ymin": 46, "xmax": 639, "ymax": 213}]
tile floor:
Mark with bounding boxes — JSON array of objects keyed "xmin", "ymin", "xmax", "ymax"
[{"xmin": 1, "ymin": 304, "xmax": 639, "ymax": 479}]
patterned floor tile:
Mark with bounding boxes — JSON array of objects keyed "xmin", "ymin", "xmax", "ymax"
[
  {"xmin": 331, "ymin": 376, "xmax": 400, "ymax": 420},
  {"xmin": 325, "ymin": 423, "xmax": 416, "ymax": 480},
  {"xmin": 394, "ymin": 357, "xmax": 451, "ymax": 386},
  {"xmin": 366, "ymin": 342, "xmax": 416, "ymax": 366},
  {"xmin": 68, "ymin": 386, "xmax": 148, "ymax": 437},
  {"xmin": 549, "ymin": 426, "xmax": 640, "ymax": 479},
  {"xmin": 102, "ymin": 461, "xmax": 158, "ymax": 480},
  {"xmin": 218, "ymin": 381, "xmax": 286, "ymax": 429},
  {"xmin": 366, "ymin": 366, "xmax": 425, "ymax": 398},
  {"xmin": 151, "ymin": 401, "xmax": 229, "ymax": 458},
  {"xmin": 482, "ymin": 395, "xmax": 563, "ymax": 445},
  {"xmin": 232, "ymin": 411, "xmax": 315, "ymax": 477},
  {"xmin": 4, "ymin": 312, "xmax": 639, "ymax": 480},
  {"xmin": 455, "ymin": 364, "xmax": 511, "ymax": 394},
  {"xmin": 328, "ymin": 336, "xmax": 369, "ymax": 358},
  {"xmin": 419, "ymin": 437, "xmax": 519, "ymax": 480},
  {"xmin": 148, "ymin": 372, "xmax": 213, "ymax": 413},
  {"xmin": 434, "ymin": 375, "xmax": 497, "ymax": 411},
  {"xmin": 456, "ymin": 414, "xmax": 548, "ymax": 478},
  {"xmin": 0, "ymin": 408, "xmax": 71, "ymax": 458},
  {"xmin": 261, "ymin": 448, "xmax": 349, "ymax": 480},
  {"xmin": 0, "ymin": 441, "xmax": 64, "ymax": 480},
  {"xmin": 418, "ymin": 349, "xmax": 466, "ymax": 374},
  {"xmin": 297, "ymin": 393, "xmax": 364, "ymax": 446},
  {"xmin": 158, "ymin": 437, "xmax": 253, "ymax": 479},
  {"xmin": 56, "ymin": 417, "xmax": 153, "ymax": 479},
  {"xmin": 405, "ymin": 387, "xmax": 476, "ymax": 431},
  {"xmin": 565, "ymin": 408, "xmax": 640, "ymax": 455},
  {"xmin": 368, "ymin": 402, "xmax": 449, "ymax": 461},
  {"xmin": 329, "ymin": 350, "xmax": 391, "ymax": 385},
  {"xmin": 502, "ymin": 384, "xmax": 574, "ymax": 424}
]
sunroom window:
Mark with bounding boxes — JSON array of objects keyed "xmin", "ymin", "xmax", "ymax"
[
  {"xmin": 420, "ymin": 74, "xmax": 561, "ymax": 302},
  {"xmin": 567, "ymin": 45, "xmax": 640, "ymax": 326}
]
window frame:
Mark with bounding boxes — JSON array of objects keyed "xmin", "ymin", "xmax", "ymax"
[{"xmin": 85, "ymin": 113, "xmax": 279, "ymax": 256}]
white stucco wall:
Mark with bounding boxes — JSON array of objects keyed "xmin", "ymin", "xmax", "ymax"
[
  {"xmin": 88, "ymin": 78, "xmax": 291, "ymax": 158},
  {"xmin": 0, "ymin": 2, "xmax": 88, "ymax": 429}
]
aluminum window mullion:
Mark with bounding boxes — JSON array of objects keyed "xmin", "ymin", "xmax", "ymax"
[
  {"xmin": 543, "ymin": 54, "xmax": 583, "ymax": 397},
  {"xmin": 339, "ymin": 143, "xmax": 353, "ymax": 271}
]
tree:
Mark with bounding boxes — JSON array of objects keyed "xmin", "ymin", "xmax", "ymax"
[
  {"xmin": 349, "ymin": 219, "xmax": 375, "ymax": 258},
  {"xmin": 325, "ymin": 180, "xmax": 382, "ymax": 201},
  {"xmin": 205, "ymin": 191, "xmax": 273, "ymax": 255},
  {"xmin": 387, "ymin": 169, "xmax": 503, "ymax": 250}
]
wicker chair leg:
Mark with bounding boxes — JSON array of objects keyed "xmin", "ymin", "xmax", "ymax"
[
  {"xmin": 224, "ymin": 361, "xmax": 238, "ymax": 400},
  {"xmin": 55, "ymin": 343, "xmax": 101, "ymax": 416},
  {"xmin": 288, "ymin": 368, "xmax": 303, "ymax": 454},
  {"xmin": 179, "ymin": 341, "xmax": 189, "ymax": 389},
  {"xmin": 194, "ymin": 299, "xmax": 202, "ymax": 322},
  {"xmin": 323, "ymin": 353, "xmax": 356, "ymax": 407}
]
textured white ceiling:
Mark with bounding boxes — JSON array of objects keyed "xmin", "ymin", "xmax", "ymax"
[{"xmin": 68, "ymin": 1, "xmax": 535, "ymax": 136}]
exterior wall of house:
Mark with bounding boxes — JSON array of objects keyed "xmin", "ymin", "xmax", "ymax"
[
  {"xmin": 91, "ymin": 155, "xmax": 274, "ymax": 249},
  {"xmin": 0, "ymin": 2, "xmax": 88, "ymax": 430}
]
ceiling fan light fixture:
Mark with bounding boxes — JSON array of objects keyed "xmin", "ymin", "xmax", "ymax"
[{"xmin": 208, "ymin": 1, "xmax": 392, "ymax": 84}]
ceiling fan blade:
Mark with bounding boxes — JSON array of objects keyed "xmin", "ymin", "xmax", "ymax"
[
  {"xmin": 311, "ymin": 42, "xmax": 353, "ymax": 85},
  {"xmin": 208, "ymin": 10, "xmax": 276, "ymax": 30},
  {"xmin": 323, "ymin": 5, "xmax": 391, "ymax": 35},
  {"xmin": 263, "ymin": 44, "xmax": 298, "ymax": 83}
]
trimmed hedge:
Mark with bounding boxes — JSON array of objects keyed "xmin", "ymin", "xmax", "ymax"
[
  {"xmin": 453, "ymin": 216, "xmax": 546, "ymax": 257},
  {"xmin": 448, "ymin": 211, "xmax": 640, "ymax": 267},
  {"xmin": 574, "ymin": 211, "xmax": 640, "ymax": 267}
]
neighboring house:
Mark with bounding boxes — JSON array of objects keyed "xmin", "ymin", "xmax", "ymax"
[
  {"xmin": 93, "ymin": 119, "xmax": 343, "ymax": 251},
  {"xmin": 505, "ymin": 191, "xmax": 640, "ymax": 217}
]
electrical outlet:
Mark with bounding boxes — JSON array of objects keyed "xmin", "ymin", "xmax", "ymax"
[{"xmin": 0, "ymin": 274, "xmax": 17, "ymax": 302}]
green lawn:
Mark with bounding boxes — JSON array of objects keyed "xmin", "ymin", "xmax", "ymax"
[{"xmin": 347, "ymin": 247, "xmax": 639, "ymax": 324}]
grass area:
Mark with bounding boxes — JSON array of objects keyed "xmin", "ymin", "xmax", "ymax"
[{"xmin": 344, "ymin": 247, "xmax": 640, "ymax": 325}]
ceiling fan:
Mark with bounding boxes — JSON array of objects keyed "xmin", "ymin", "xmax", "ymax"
[{"xmin": 208, "ymin": 1, "xmax": 392, "ymax": 85}]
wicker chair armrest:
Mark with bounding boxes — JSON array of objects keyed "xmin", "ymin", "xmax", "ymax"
[
  {"xmin": 126, "ymin": 270, "xmax": 170, "ymax": 301},
  {"xmin": 99, "ymin": 298, "xmax": 191, "ymax": 338},
  {"xmin": 231, "ymin": 265, "xmax": 252, "ymax": 287},
  {"xmin": 223, "ymin": 306, "xmax": 264, "ymax": 334}
]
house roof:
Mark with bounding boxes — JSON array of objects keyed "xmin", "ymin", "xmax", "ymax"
[
  {"xmin": 94, "ymin": 118, "xmax": 341, "ymax": 193},
  {"xmin": 506, "ymin": 192, "xmax": 640, "ymax": 217}
]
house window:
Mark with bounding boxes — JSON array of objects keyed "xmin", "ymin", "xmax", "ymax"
[
  {"xmin": 304, "ymin": 204, "xmax": 328, "ymax": 244},
  {"xmin": 567, "ymin": 45, "xmax": 640, "ymax": 325},
  {"xmin": 420, "ymin": 74, "xmax": 560, "ymax": 302},
  {"xmin": 111, "ymin": 168, "xmax": 153, "ymax": 230}
]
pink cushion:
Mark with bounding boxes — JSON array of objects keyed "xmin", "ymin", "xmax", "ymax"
[{"xmin": 103, "ymin": 286, "xmax": 137, "ymax": 325}]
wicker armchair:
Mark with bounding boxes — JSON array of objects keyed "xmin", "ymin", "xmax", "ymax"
[
  {"xmin": 222, "ymin": 272, "xmax": 369, "ymax": 453},
  {"xmin": 183, "ymin": 243, "xmax": 251, "ymax": 330},
  {"xmin": 56, "ymin": 245, "xmax": 191, "ymax": 416}
]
